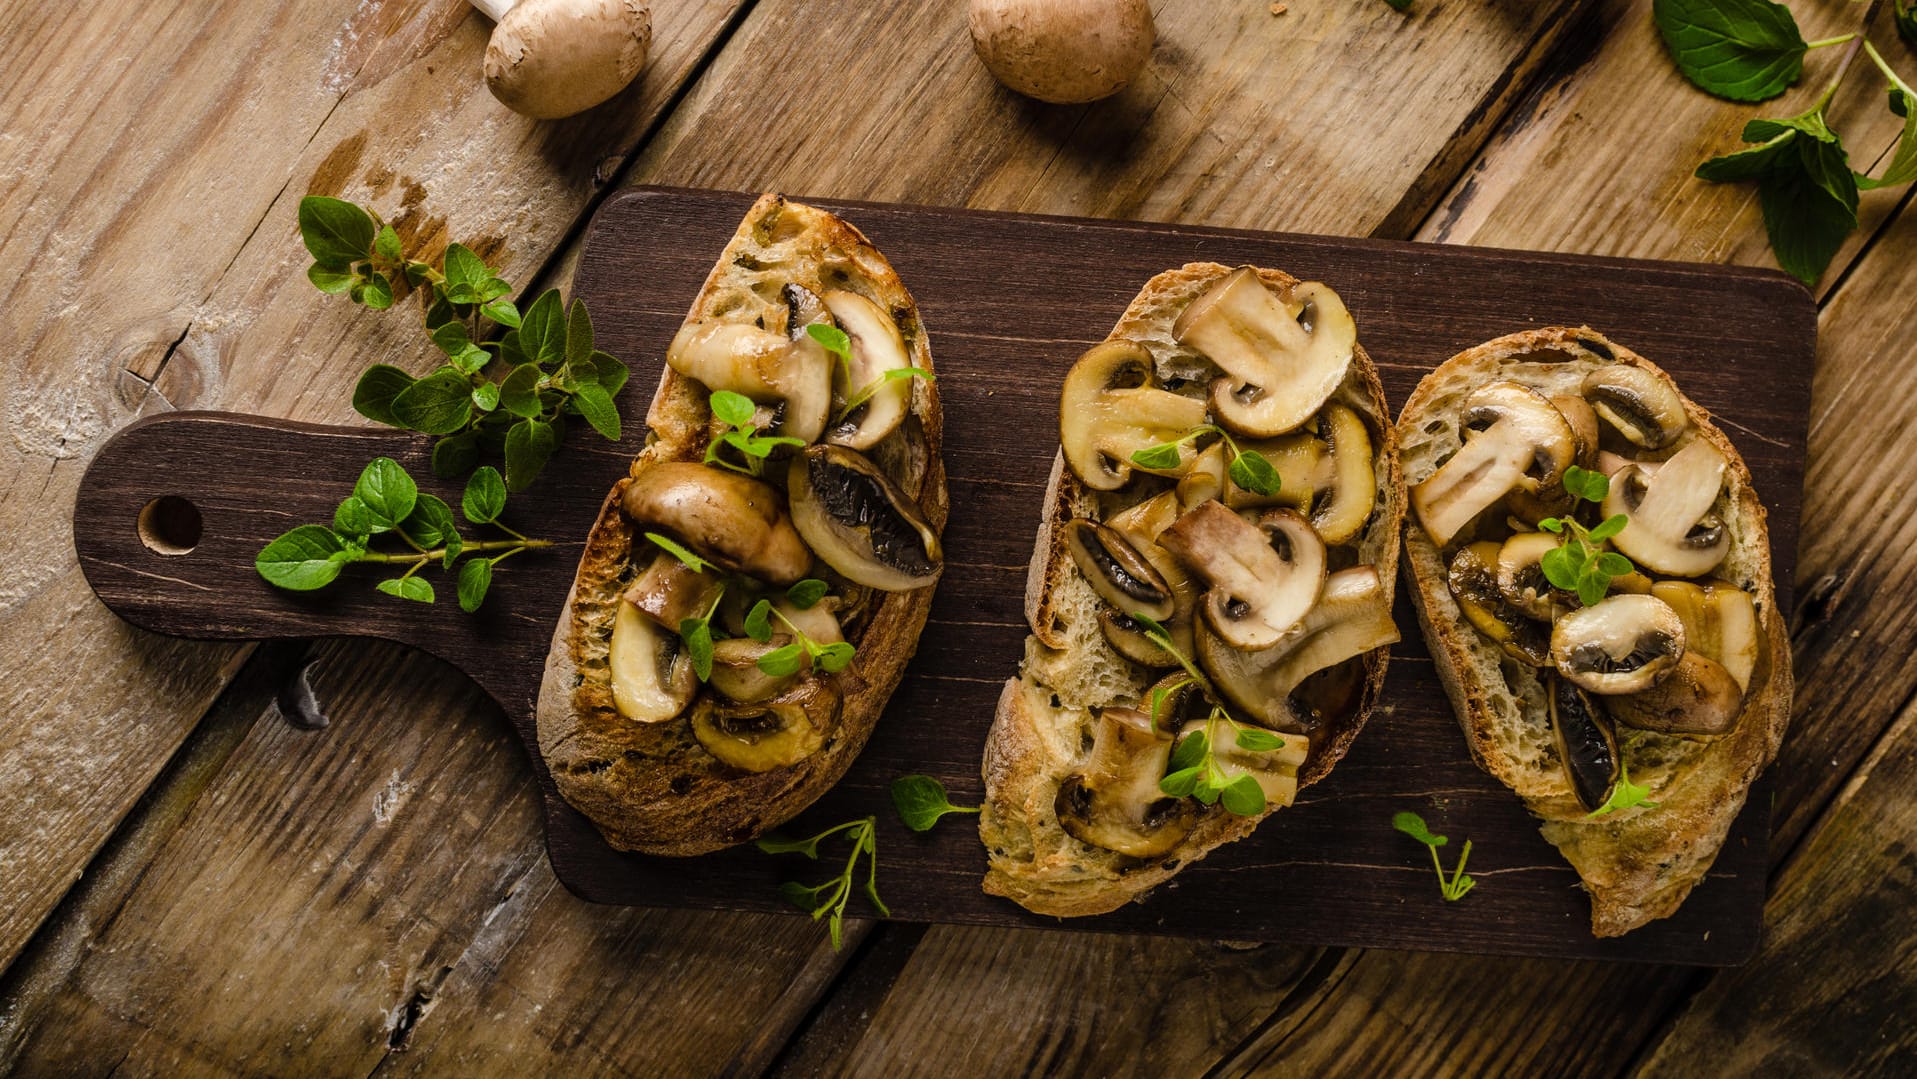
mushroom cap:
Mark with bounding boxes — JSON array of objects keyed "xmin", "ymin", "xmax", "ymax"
[
  {"xmin": 1549, "ymin": 674, "xmax": 1619, "ymax": 812},
  {"xmin": 1057, "ymin": 340, "xmax": 1208, "ymax": 491},
  {"xmin": 1410, "ymin": 380, "xmax": 1574, "ymax": 547},
  {"xmin": 1582, "ymin": 364, "xmax": 1689, "ymax": 450},
  {"xmin": 786, "ymin": 445, "xmax": 942, "ymax": 591},
  {"xmin": 968, "ymin": 0, "xmax": 1155, "ymax": 105},
  {"xmin": 484, "ymin": 0, "xmax": 653, "ymax": 120},
  {"xmin": 1159, "ymin": 502, "xmax": 1326, "ymax": 651},
  {"xmin": 690, "ymin": 679, "xmax": 838, "ymax": 773},
  {"xmin": 1193, "ymin": 566, "xmax": 1398, "ymax": 730},
  {"xmin": 1606, "ymin": 651, "xmax": 1743, "ymax": 736},
  {"xmin": 1447, "ymin": 541, "xmax": 1551, "ymax": 666},
  {"xmin": 621, "ymin": 462, "xmax": 812, "ymax": 585},
  {"xmin": 822, "ymin": 290, "xmax": 913, "ymax": 450},
  {"xmin": 1064, "ymin": 519, "xmax": 1176, "ymax": 623},
  {"xmin": 1603, "ymin": 438, "xmax": 1731, "ymax": 577},
  {"xmin": 1174, "ymin": 270, "xmax": 1356, "ymax": 439}
]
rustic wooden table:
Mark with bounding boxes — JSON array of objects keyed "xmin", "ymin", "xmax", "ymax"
[{"xmin": 3, "ymin": 1, "xmax": 1912, "ymax": 1075}]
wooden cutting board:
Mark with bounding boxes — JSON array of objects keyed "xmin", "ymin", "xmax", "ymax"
[{"xmin": 73, "ymin": 186, "xmax": 1815, "ymax": 965}]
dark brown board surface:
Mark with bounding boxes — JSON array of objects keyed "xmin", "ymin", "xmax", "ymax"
[{"xmin": 73, "ymin": 186, "xmax": 1814, "ymax": 964}]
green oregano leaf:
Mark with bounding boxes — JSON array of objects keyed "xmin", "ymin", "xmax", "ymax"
[
  {"xmin": 353, "ymin": 457, "xmax": 418, "ymax": 529},
  {"xmin": 432, "ymin": 433, "xmax": 481, "ymax": 479},
  {"xmin": 786, "ymin": 578, "xmax": 829, "ymax": 609},
  {"xmin": 502, "ymin": 417, "xmax": 557, "ymax": 492},
  {"xmin": 571, "ymin": 381, "xmax": 621, "ymax": 441},
  {"xmin": 806, "ymin": 323, "xmax": 852, "ymax": 367},
  {"xmin": 813, "ymin": 641, "xmax": 856, "ymax": 674},
  {"xmin": 256, "ymin": 525, "xmax": 352, "ymax": 590},
  {"xmin": 462, "ymin": 466, "xmax": 507, "ymax": 524},
  {"xmin": 744, "ymin": 599, "xmax": 775, "ymax": 643},
  {"xmin": 645, "ymin": 532, "xmax": 712, "ymax": 573},
  {"xmin": 457, "ymin": 558, "xmax": 493, "ymax": 612},
  {"xmin": 297, "ymin": 196, "xmax": 376, "ymax": 268},
  {"xmin": 1130, "ymin": 442, "xmax": 1183, "ymax": 471},
  {"xmin": 1229, "ymin": 450, "xmax": 1283, "ymax": 496},
  {"xmin": 1220, "ymin": 773, "xmax": 1267, "ymax": 817},
  {"xmin": 308, "ymin": 265, "xmax": 356, "ymax": 294},
  {"xmin": 377, "ymin": 575, "xmax": 435, "ymax": 603},
  {"xmin": 518, "ymin": 289, "xmax": 567, "ymax": 366},
  {"xmin": 333, "ymin": 496, "xmax": 375, "ymax": 538},
  {"xmin": 352, "ymin": 365, "xmax": 416, "ymax": 428},
  {"xmin": 1235, "ymin": 727, "xmax": 1285, "ymax": 752},
  {"xmin": 890, "ymin": 775, "xmax": 981, "ymax": 832},
  {"xmin": 679, "ymin": 615, "xmax": 715, "ymax": 681},
  {"xmin": 710, "ymin": 389, "xmax": 757, "ymax": 428},
  {"xmin": 391, "ymin": 370, "xmax": 476, "ymax": 435},
  {"xmin": 757, "ymin": 642, "xmax": 806, "ymax": 677}
]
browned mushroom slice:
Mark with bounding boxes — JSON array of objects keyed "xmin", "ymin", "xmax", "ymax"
[
  {"xmin": 822, "ymin": 289, "xmax": 915, "ymax": 450},
  {"xmin": 1448, "ymin": 541, "xmax": 1551, "ymax": 666},
  {"xmin": 622, "ymin": 463, "xmax": 813, "ymax": 585},
  {"xmin": 1194, "ymin": 566, "xmax": 1399, "ymax": 730},
  {"xmin": 1602, "ymin": 439, "xmax": 1731, "ymax": 577},
  {"xmin": 666, "ymin": 319, "xmax": 833, "ymax": 444},
  {"xmin": 1064, "ymin": 519, "xmax": 1176, "ymax": 623},
  {"xmin": 1411, "ymin": 381, "xmax": 1576, "ymax": 547},
  {"xmin": 1550, "ymin": 674, "xmax": 1619, "ymax": 813},
  {"xmin": 1160, "ymin": 502, "xmax": 1326, "ymax": 650},
  {"xmin": 787, "ymin": 445, "xmax": 942, "ymax": 591},
  {"xmin": 1582, "ymin": 365, "xmax": 1689, "ymax": 450},
  {"xmin": 1496, "ymin": 531, "xmax": 1564, "ymax": 622},
  {"xmin": 1054, "ymin": 707, "xmax": 1198, "ymax": 858},
  {"xmin": 1217, "ymin": 434, "xmax": 1323, "ymax": 511},
  {"xmin": 1507, "ymin": 394, "xmax": 1600, "ymax": 524},
  {"xmin": 1607, "ymin": 652, "xmax": 1743, "ymax": 736},
  {"xmin": 691, "ymin": 679, "xmax": 840, "ymax": 772},
  {"xmin": 1551, "ymin": 594, "xmax": 1686, "ymax": 695},
  {"xmin": 623, "ymin": 551, "xmax": 723, "ymax": 627},
  {"xmin": 1173, "ymin": 268, "xmax": 1356, "ymax": 438},
  {"xmin": 1058, "ymin": 341, "xmax": 1209, "ymax": 490},
  {"xmin": 1101, "ymin": 492, "xmax": 1202, "ymax": 665},
  {"xmin": 1652, "ymin": 579, "xmax": 1759, "ymax": 694},
  {"xmin": 707, "ymin": 601, "xmax": 845, "ymax": 704},
  {"xmin": 609, "ymin": 600, "xmax": 696, "ymax": 723},
  {"xmin": 1309, "ymin": 403, "xmax": 1377, "ymax": 545}
]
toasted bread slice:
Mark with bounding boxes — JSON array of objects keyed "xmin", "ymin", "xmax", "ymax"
[
  {"xmin": 980, "ymin": 263, "xmax": 1404, "ymax": 917},
  {"xmin": 1396, "ymin": 327, "xmax": 1791, "ymax": 936},
  {"xmin": 536, "ymin": 194, "xmax": 947, "ymax": 856}
]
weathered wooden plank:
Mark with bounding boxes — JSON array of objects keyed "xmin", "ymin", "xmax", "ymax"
[
  {"xmin": 627, "ymin": 0, "xmax": 1591, "ymax": 239},
  {"xmin": 1633, "ymin": 695, "xmax": 1917, "ymax": 1075},
  {"xmin": 0, "ymin": 0, "xmax": 743, "ymax": 971}
]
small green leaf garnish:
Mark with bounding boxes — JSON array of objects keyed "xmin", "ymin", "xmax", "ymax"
[
  {"xmin": 645, "ymin": 532, "xmax": 713, "ymax": 573},
  {"xmin": 786, "ymin": 578, "xmax": 829, "ymax": 609},
  {"xmin": 678, "ymin": 588, "xmax": 725, "ymax": 682},
  {"xmin": 757, "ymin": 816, "xmax": 887, "ymax": 951},
  {"xmin": 890, "ymin": 775, "xmax": 981, "ymax": 832},
  {"xmin": 753, "ymin": 602, "xmax": 859, "ymax": 677},
  {"xmin": 1130, "ymin": 423, "xmax": 1280, "ymax": 497},
  {"xmin": 744, "ymin": 599, "xmax": 775, "ymax": 643},
  {"xmin": 1586, "ymin": 760, "xmax": 1662, "ymax": 818},
  {"xmin": 704, "ymin": 391, "xmax": 805, "ymax": 475},
  {"xmin": 1652, "ymin": 0, "xmax": 1823, "ymax": 103},
  {"xmin": 1393, "ymin": 811, "xmax": 1476, "ymax": 901},
  {"xmin": 807, "ymin": 323, "xmax": 852, "ymax": 368},
  {"xmin": 1536, "ymin": 473, "xmax": 1636, "ymax": 607}
]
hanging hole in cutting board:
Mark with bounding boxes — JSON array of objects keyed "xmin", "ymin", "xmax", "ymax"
[{"xmin": 137, "ymin": 495, "xmax": 202, "ymax": 556}]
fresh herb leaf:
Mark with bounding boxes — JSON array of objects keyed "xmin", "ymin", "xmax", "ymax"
[
  {"xmin": 461, "ymin": 466, "xmax": 507, "ymax": 524},
  {"xmin": 591, "ymin": 350, "xmax": 630, "ymax": 396},
  {"xmin": 744, "ymin": 599, "xmax": 775, "ymax": 642},
  {"xmin": 308, "ymin": 265, "xmax": 356, "ymax": 294},
  {"xmin": 518, "ymin": 290, "xmax": 566, "ymax": 366},
  {"xmin": 680, "ymin": 614, "xmax": 716, "ymax": 681},
  {"xmin": 571, "ymin": 381, "xmax": 621, "ymax": 441},
  {"xmin": 374, "ymin": 225, "xmax": 403, "ymax": 263},
  {"xmin": 256, "ymin": 525, "xmax": 352, "ymax": 590},
  {"xmin": 813, "ymin": 641, "xmax": 856, "ymax": 674},
  {"xmin": 1586, "ymin": 759, "xmax": 1661, "ymax": 818},
  {"xmin": 758, "ymin": 643, "xmax": 806, "ymax": 678},
  {"xmin": 503, "ymin": 417, "xmax": 557, "ymax": 491},
  {"xmin": 1229, "ymin": 448, "xmax": 1283, "ymax": 496},
  {"xmin": 1900, "ymin": 1, "xmax": 1916, "ymax": 46},
  {"xmin": 1697, "ymin": 93, "xmax": 1860, "ymax": 286},
  {"xmin": 297, "ymin": 196, "xmax": 376, "ymax": 267},
  {"xmin": 710, "ymin": 389, "xmax": 757, "ymax": 427},
  {"xmin": 786, "ymin": 578, "xmax": 829, "ymax": 609},
  {"xmin": 565, "ymin": 299, "xmax": 595, "ymax": 367},
  {"xmin": 890, "ymin": 775, "xmax": 981, "ymax": 832},
  {"xmin": 498, "ymin": 363, "xmax": 543, "ymax": 419},
  {"xmin": 1130, "ymin": 441, "xmax": 1185, "ymax": 470},
  {"xmin": 353, "ymin": 457, "xmax": 418, "ymax": 530},
  {"xmin": 442, "ymin": 243, "xmax": 490, "ymax": 303},
  {"xmin": 1235, "ymin": 727, "xmax": 1285, "ymax": 752},
  {"xmin": 457, "ymin": 557, "xmax": 493, "ymax": 612},
  {"xmin": 1159, "ymin": 766, "xmax": 1203, "ymax": 798},
  {"xmin": 1586, "ymin": 513, "xmax": 1629, "ymax": 543},
  {"xmin": 392, "ymin": 370, "xmax": 477, "ymax": 435},
  {"xmin": 333, "ymin": 496, "xmax": 375, "ymax": 538},
  {"xmin": 352, "ymin": 365, "xmax": 416, "ymax": 428},
  {"xmin": 807, "ymin": 323, "xmax": 852, "ymax": 367},
  {"xmin": 1653, "ymin": 0, "xmax": 1811, "ymax": 102},
  {"xmin": 377, "ymin": 575, "xmax": 435, "ymax": 603},
  {"xmin": 1393, "ymin": 810, "xmax": 1475, "ymax": 901},
  {"xmin": 481, "ymin": 298, "xmax": 521, "ymax": 328},
  {"xmin": 644, "ymin": 532, "xmax": 711, "ymax": 573},
  {"xmin": 1561, "ymin": 464, "xmax": 1609, "ymax": 503},
  {"xmin": 432, "ymin": 433, "xmax": 481, "ymax": 479},
  {"xmin": 1857, "ymin": 42, "xmax": 1917, "ymax": 190},
  {"xmin": 400, "ymin": 493, "xmax": 459, "ymax": 551}
]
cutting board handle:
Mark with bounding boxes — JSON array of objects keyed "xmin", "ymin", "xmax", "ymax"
[{"xmin": 71, "ymin": 411, "xmax": 557, "ymax": 702}]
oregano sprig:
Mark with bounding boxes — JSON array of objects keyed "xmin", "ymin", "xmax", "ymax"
[
  {"xmin": 1392, "ymin": 811, "xmax": 1477, "ymax": 902},
  {"xmin": 1586, "ymin": 759, "xmax": 1662, "ymax": 818},
  {"xmin": 1131, "ymin": 424, "xmax": 1282, "ymax": 497},
  {"xmin": 745, "ymin": 589, "xmax": 857, "ymax": 677},
  {"xmin": 757, "ymin": 816, "xmax": 887, "ymax": 951},
  {"xmin": 256, "ymin": 462, "xmax": 546, "ymax": 611},
  {"xmin": 1537, "ymin": 466, "xmax": 1637, "ymax": 607},
  {"xmin": 1132, "ymin": 612, "xmax": 1282, "ymax": 817},
  {"xmin": 298, "ymin": 195, "xmax": 629, "ymax": 491},
  {"xmin": 802, "ymin": 324, "xmax": 936, "ymax": 423}
]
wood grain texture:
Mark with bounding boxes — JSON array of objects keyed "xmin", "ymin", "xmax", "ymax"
[
  {"xmin": 0, "ymin": 0, "xmax": 746, "ymax": 972},
  {"xmin": 1634, "ymin": 695, "xmax": 1917, "ymax": 1077},
  {"xmin": 74, "ymin": 187, "xmax": 1815, "ymax": 964},
  {"xmin": 626, "ymin": 0, "xmax": 1596, "ymax": 239}
]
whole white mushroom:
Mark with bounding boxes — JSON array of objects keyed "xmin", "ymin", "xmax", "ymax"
[
  {"xmin": 968, "ymin": 0, "xmax": 1155, "ymax": 105},
  {"xmin": 472, "ymin": 0, "xmax": 652, "ymax": 119}
]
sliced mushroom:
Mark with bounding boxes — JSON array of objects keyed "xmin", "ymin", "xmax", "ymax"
[
  {"xmin": 622, "ymin": 463, "xmax": 812, "ymax": 585},
  {"xmin": 1583, "ymin": 365, "xmax": 1689, "ymax": 450},
  {"xmin": 1171, "ymin": 722, "xmax": 1311, "ymax": 807},
  {"xmin": 667, "ymin": 319, "xmax": 833, "ymax": 444},
  {"xmin": 821, "ymin": 290, "xmax": 914, "ymax": 449},
  {"xmin": 1551, "ymin": 594, "xmax": 1686, "ymax": 695},
  {"xmin": 623, "ymin": 552, "xmax": 723, "ymax": 627},
  {"xmin": 1448, "ymin": 541, "xmax": 1552, "ymax": 665},
  {"xmin": 1412, "ymin": 381, "xmax": 1576, "ymax": 547},
  {"xmin": 1195, "ymin": 566, "xmax": 1399, "ymax": 729},
  {"xmin": 782, "ymin": 283, "xmax": 831, "ymax": 337},
  {"xmin": 1159, "ymin": 502, "xmax": 1326, "ymax": 650},
  {"xmin": 787, "ymin": 445, "xmax": 942, "ymax": 591},
  {"xmin": 1217, "ymin": 434, "xmax": 1322, "ymax": 510},
  {"xmin": 1101, "ymin": 492, "xmax": 1201, "ymax": 665},
  {"xmin": 1058, "ymin": 341, "xmax": 1209, "ymax": 490},
  {"xmin": 1607, "ymin": 652, "xmax": 1743, "ymax": 736},
  {"xmin": 1054, "ymin": 707, "xmax": 1198, "ymax": 858},
  {"xmin": 1496, "ymin": 531, "xmax": 1564, "ymax": 622},
  {"xmin": 1173, "ymin": 268, "xmax": 1356, "ymax": 437},
  {"xmin": 706, "ymin": 600, "xmax": 844, "ymax": 704},
  {"xmin": 1507, "ymin": 394, "xmax": 1600, "ymax": 524},
  {"xmin": 690, "ymin": 679, "xmax": 839, "ymax": 772},
  {"xmin": 1309, "ymin": 403, "xmax": 1376, "ymax": 545},
  {"xmin": 1602, "ymin": 438, "xmax": 1730, "ymax": 577},
  {"xmin": 1652, "ymin": 580, "xmax": 1759, "ymax": 693},
  {"xmin": 1064, "ymin": 519, "xmax": 1175, "ymax": 622},
  {"xmin": 1550, "ymin": 674, "xmax": 1620, "ymax": 813},
  {"xmin": 608, "ymin": 600, "xmax": 695, "ymax": 723}
]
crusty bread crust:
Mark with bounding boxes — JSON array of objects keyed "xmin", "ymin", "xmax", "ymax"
[
  {"xmin": 981, "ymin": 263, "xmax": 1404, "ymax": 917},
  {"xmin": 1395, "ymin": 326, "xmax": 1792, "ymax": 936},
  {"xmin": 536, "ymin": 194, "xmax": 948, "ymax": 856}
]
